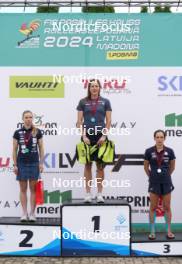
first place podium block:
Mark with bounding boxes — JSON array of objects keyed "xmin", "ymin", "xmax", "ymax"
[{"xmin": 61, "ymin": 199, "xmax": 131, "ymax": 257}]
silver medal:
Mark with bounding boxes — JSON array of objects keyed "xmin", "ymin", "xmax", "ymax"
[{"xmin": 90, "ymin": 117, "xmax": 96, "ymax": 122}]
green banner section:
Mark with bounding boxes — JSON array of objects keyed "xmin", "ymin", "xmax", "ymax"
[
  {"xmin": 0, "ymin": 13, "xmax": 182, "ymax": 66},
  {"xmin": 9, "ymin": 75, "xmax": 64, "ymax": 98}
]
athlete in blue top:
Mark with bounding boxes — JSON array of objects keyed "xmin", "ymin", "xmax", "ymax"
[
  {"xmin": 76, "ymin": 79, "xmax": 112, "ymax": 203},
  {"xmin": 144, "ymin": 130, "xmax": 175, "ymax": 240},
  {"xmin": 13, "ymin": 110, "xmax": 44, "ymax": 222}
]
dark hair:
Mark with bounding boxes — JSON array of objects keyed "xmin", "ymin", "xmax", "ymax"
[
  {"xmin": 87, "ymin": 79, "xmax": 101, "ymax": 99},
  {"xmin": 154, "ymin": 129, "xmax": 166, "ymax": 139}
]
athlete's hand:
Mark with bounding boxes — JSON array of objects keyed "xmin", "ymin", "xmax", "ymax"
[
  {"xmin": 39, "ymin": 164, "xmax": 44, "ymax": 173},
  {"xmin": 13, "ymin": 165, "xmax": 18, "ymax": 176},
  {"xmin": 82, "ymin": 135, "xmax": 90, "ymax": 145},
  {"xmin": 97, "ymin": 135, "xmax": 106, "ymax": 146}
]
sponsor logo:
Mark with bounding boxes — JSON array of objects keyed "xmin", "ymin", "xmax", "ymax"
[
  {"xmin": 9, "ymin": 76, "xmax": 64, "ymax": 98},
  {"xmin": 165, "ymin": 113, "xmax": 182, "ymax": 126},
  {"xmin": 42, "ymin": 152, "xmax": 144, "ymax": 172},
  {"xmin": 103, "ymin": 196, "xmax": 150, "ymax": 214},
  {"xmin": 37, "ymin": 190, "xmax": 72, "ymax": 215},
  {"xmin": 107, "ymin": 50, "xmax": 139, "ymax": 60},
  {"xmin": 0, "ymin": 152, "xmax": 144, "ymax": 173},
  {"xmin": 165, "ymin": 113, "xmax": 182, "ymax": 137},
  {"xmin": 103, "ymin": 195, "xmax": 150, "ymax": 207},
  {"xmin": 83, "ymin": 79, "xmax": 132, "ymax": 95},
  {"xmin": 0, "ymin": 157, "xmax": 10, "ymax": 168},
  {"xmin": 43, "ymin": 153, "xmax": 77, "ymax": 171},
  {"xmin": 0, "ymin": 201, "xmax": 20, "ymax": 209},
  {"xmin": 0, "ymin": 231, "xmax": 4, "ymax": 242},
  {"xmin": 17, "ymin": 20, "xmax": 41, "ymax": 48},
  {"xmin": 158, "ymin": 76, "xmax": 182, "ymax": 97},
  {"xmin": 0, "ymin": 157, "xmax": 13, "ymax": 173},
  {"xmin": 17, "ymin": 113, "xmax": 59, "ymax": 136},
  {"xmin": 114, "ymin": 213, "xmax": 128, "ymax": 231},
  {"xmin": 117, "ymin": 214, "xmax": 126, "ymax": 225},
  {"xmin": 110, "ymin": 121, "xmax": 136, "ymax": 129}
]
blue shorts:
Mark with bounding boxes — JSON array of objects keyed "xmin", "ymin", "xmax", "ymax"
[
  {"xmin": 17, "ymin": 162, "xmax": 40, "ymax": 181},
  {"xmin": 86, "ymin": 133, "xmax": 103, "ymax": 145},
  {"xmin": 87, "ymin": 133, "xmax": 104, "ymax": 163},
  {"xmin": 148, "ymin": 182, "xmax": 174, "ymax": 195}
]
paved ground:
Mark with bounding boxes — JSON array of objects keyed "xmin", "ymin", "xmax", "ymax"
[{"xmin": 0, "ymin": 258, "xmax": 182, "ymax": 264}]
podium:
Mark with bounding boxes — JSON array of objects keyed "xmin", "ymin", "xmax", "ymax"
[
  {"xmin": 61, "ymin": 199, "xmax": 131, "ymax": 256},
  {"xmin": 131, "ymin": 232, "xmax": 182, "ymax": 256},
  {"xmin": 0, "ymin": 217, "xmax": 61, "ymax": 256},
  {"xmin": 0, "ymin": 199, "xmax": 182, "ymax": 257}
]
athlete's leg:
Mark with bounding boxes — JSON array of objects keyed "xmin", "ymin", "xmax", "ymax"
[
  {"xmin": 84, "ymin": 162, "xmax": 93, "ymax": 193},
  {"xmin": 19, "ymin": 180, "xmax": 28, "ymax": 215},
  {"xmin": 149, "ymin": 192, "xmax": 159, "ymax": 237},
  {"xmin": 96, "ymin": 162, "xmax": 104, "ymax": 193},
  {"xmin": 163, "ymin": 192, "xmax": 174, "ymax": 238},
  {"xmin": 29, "ymin": 179, "xmax": 37, "ymax": 216}
]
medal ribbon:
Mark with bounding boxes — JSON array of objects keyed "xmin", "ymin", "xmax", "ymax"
[
  {"xmin": 90, "ymin": 96, "xmax": 99, "ymax": 117},
  {"xmin": 155, "ymin": 147, "xmax": 165, "ymax": 168},
  {"xmin": 24, "ymin": 131, "xmax": 32, "ymax": 146}
]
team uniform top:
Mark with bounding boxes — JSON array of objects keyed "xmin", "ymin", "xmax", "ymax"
[
  {"xmin": 76, "ymin": 96, "xmax": 112, "ymax": 132},
  {"xmin": 144, "ymin": 146, "xmax": 176, "ymax": 184},
  {"xmin": 13, "ymin": 126, "xmax": 43, "ymax": 164}
]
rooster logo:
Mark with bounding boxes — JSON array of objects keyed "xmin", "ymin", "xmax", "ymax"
[{"xmin": 18, "ymin": 20, "xmax": 41, "ymax": 46}]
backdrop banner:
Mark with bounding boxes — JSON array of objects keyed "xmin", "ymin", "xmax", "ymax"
[{"xmin": 0, "ymin": 14, "xmax": 181, "ymax": 232}]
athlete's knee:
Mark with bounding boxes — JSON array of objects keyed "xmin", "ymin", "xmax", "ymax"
[
  {"xmin": 163, "ymin": 204, "xmax": 171, "ymax": 212},
  {"xmin": 29, "ymin": 182, "xmax": 36, "ymax": 193},
  {"xmin": 20, "ymin": 188, "xmax": 27, "ymax": 194},
  {"xmin": 85, "ymin": 162, "xmax": 92, "ymax": 170},
  {"xmin": 150, "ymin": 204, "xmax": 158, "ymax": 212},
  {"xmin": 20, "ymin": 183, "xmax": 27, "ymax": 193},
  {"xmin": 96, "ymin": 163, "xmax": 104, "ymax": 171}
]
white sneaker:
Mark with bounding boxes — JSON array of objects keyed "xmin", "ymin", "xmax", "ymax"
[
  {"xmin": 29, "ymin": 214, "xmax": 37, "ymax": 222},
  {"xmin": 20, "ymin": 214, "xmax": 28, "ymax": 222},
  {"xmin": 96, "ymin": 194, "xmax": 105, "ymax": 203},
  {"xmin": 84, "ymin": 194, "xmax": 92, "ymax": 203}
]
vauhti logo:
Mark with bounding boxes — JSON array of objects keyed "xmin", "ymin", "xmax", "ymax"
[{"xmin": 9, "ymin": 76, "xmax": 64, "ymax": 98}]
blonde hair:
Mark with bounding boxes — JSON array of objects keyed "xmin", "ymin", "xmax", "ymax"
[{"xmin": 22, "ymin": 110, "xmax": 37, "ymax": 137}]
